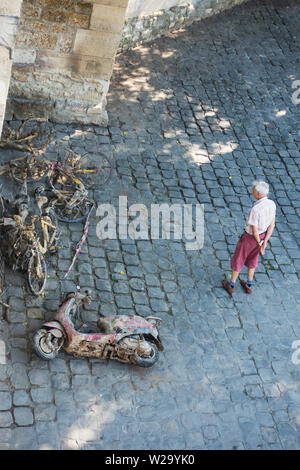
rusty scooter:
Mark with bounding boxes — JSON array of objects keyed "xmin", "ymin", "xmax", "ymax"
[{"xmin": 32, "ymin": 290, "xmax": 163, "ymax": 368}]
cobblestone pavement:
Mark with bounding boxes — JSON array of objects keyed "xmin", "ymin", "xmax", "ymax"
[{"xmin": 0, "ymin": 0, "xmax": 300, "ymax": 450}]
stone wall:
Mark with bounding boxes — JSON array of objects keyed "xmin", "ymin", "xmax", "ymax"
[
  {"xmin": 119, "ymin": 0, "xmax": 248, "ymax": 52},
  {"xmin": 6, "ymin": 0, "xmax": 129, "ymax": 126},
  {"xmin": 0, "ymin": 1, "xmax": 23, "ymax": 135}
]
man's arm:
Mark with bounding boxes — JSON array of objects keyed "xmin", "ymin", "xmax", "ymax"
[
  {"xmin": 260, "ymin": 218, "xmax": 275, "ymax": 254},
  {"xmin": 252, "ymin": 225, "xmax": 262, "ymax": 246}
]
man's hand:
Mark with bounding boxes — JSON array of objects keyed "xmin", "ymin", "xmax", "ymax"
[{"xmin": 260, "ymin": 240, "xmax": 267, "ymax": 255}]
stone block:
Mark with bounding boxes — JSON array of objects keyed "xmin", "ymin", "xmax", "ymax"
[
  {"xmin": 0, "ymin": 72, "xmax": 11, "ymax": 101},
  {"xmin": 76, "ymin": 2, "xmax": 93, "ymax": 14},
  {"xmin": 50, "ymin": 24, "xmax": 72, "ymax": 34},
  {"xmin": 68, "ymin": 13, "xmax": 90, "ymax": 28},
  {"xmin": 21, "ymin": 4, "xmax": 41, "ymax": 20},
  {"xmin": 58, "ymin": 36, "xmax": 74, "ymax": 53},
  {"xmin": 23, "ymin": 19, "xmax": 49, "ymax": 32},
  {"xmin": 0, "ymin": 0, "xmax": 22, "ymax": 17},
  {"xmin": 45, "ymin": 0, "xmax": 60, "ymax": 8},
  {"xmin": 0, "ymin": 45, "xmax": 12, "ymax": 137},
  {"xmin": 38, "ymin": 52, "xmax": 114, "ymax": 80},
  {"xmin": 61, "ymin": 0, "xmax": 75, "ymax": 10},
  {"xmin": 90, "ymin": 5, "xmax": 126, "ymax": 34},
  {"xmin": 90, "ymin": 0, "xmax": 129, "ymax": 7},
  {"xmin": 15, "ymin": 29, "xmax": 31, "ymax": 47},
  {"xmin": 27, "ymin": 31, "xmax": 57, "ymax": 50},
  {"xmin": 42, "ymin": 9, "xmax": 68, "ymax": 24},
  {"xmin": 12, "ymin": 47, "xmax": 36, "ymax": 65},
  {"xmin": 0, "ymin": 16, "xmax": 19, "ymax": 51},
  {"xmin": 73, "ymin": 29, "xmax": 121, "ymax": 58},
  {"xmin": 0, "ymin": 46, "xmax": 9, "ymax": 61}
]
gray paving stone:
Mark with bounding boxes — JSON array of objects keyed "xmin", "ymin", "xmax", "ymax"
[
  {"xmin": 13, "ymin": 407, "xmax": 34, "ymax": 426},
  {"xmin": 9, "ymin": 364, "xmax": 30, "ymax": 389},
  {"xmin": 30, "ymin": 387, "xmax": 53, "ymax": 404},
  {"xmin": 28, "ymin": 370, "xmax": 51, "ymax": 387},
  {"xmin": 0, "ymin": 392, "xmax": 12, "ymax": 411},
  {"xmin": 69, "ymin": 360, "xmax": 90, "ymax": 375},
  {"xmin": 51, "ymin": 373, "xmax": 70, "ymax": 391},
  {"xmin": 34, "ymin": 405, "xmax": 57, "ymax": 421},
  {"xmin": 13, "ymin": 390, "xmax": 31, "ymax": 406}
]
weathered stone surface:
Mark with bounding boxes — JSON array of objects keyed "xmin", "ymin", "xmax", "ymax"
[
  {"xmin": 0, "ymin": 0, "xmax": 23, "ymax": 17},
  {"xmin": 20, "ymin": 4, "xmax": 41, "ymax": 20},
  {"xmin": 0, "ymin": 11, "xmax": 19, "ymax": 135},
  {"xmin": 5, "ymin": 0, "xmax": 125, "ymax": 126},
  {"xmin": 27, "ymin": 31, "xmax": 57, "ymax": 50},
  {"xmin": 68, "ymin": 12, "xmax": 90, "ymax": 28},
  {"xmin": 90, "ymin": 5, "xmax": 126, "ymax": 33},
  {"xmin": 76, "ymin": 2, "xmax": 93, "ymax": 14},
  {"xmin": 37, "ymin": 52, "xmax": 113, "ymax": 80},
  {"xmin": 42, "ymin": 9, "xmax": 68, "ymax": 24},
  {"xmin": 12, "ymin": 48, "xmax": 36, "ymax": 65},
  {"xmin": 73, "ymin": 29, "xmax": 121, "ymax": 58},
  {"xmin": 91, "ymin": 0, "xmax": 128, "ymax": 6},
  {"xmin": 8, "ymin": 68, "xmax": 109, "ymax": 124}
]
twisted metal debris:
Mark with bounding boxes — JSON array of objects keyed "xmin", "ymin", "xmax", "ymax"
[{"xmin": 0, "ymin": 119, "xmax": 109, "ymax": 296}]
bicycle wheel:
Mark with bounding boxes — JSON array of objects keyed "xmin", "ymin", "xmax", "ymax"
[
  {"xmin": 76, "ymin": 154, "xmax": 112, "ymax": 188},
  {"xmin": 41, "ymin": 208, "xmax": 60, "ymax": 250},
  {"xmin": 9, "ymin": 155, "xmax": 47, "ymax": 184},
  {"xmin": 27, "ymin": 253, "xmax": 47, "ymax": 296},
  {"xmin": 9, "ymin": 164, "xmax": 28, "ymax": 184},
  {"xmin": 53, "ymin": 200, "xmax": 91, "ymax": 223}
]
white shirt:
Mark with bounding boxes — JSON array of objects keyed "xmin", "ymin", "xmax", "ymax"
[{"xmin": 245, "ymin": 197, "xmax": 276, "ymax": 235}]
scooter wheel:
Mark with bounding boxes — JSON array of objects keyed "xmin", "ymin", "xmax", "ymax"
[
  {"xmin": 134, "ymin": 343, "xmax": 159, "ymax": 368},
  {"xmin": 32, "ymin": 329, "xmax": 63, "ymax": 361}
]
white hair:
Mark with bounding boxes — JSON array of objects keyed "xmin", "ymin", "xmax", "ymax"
[{"xmin": 252, "ymin": 180, "xmax": 269, "ymax": 196}]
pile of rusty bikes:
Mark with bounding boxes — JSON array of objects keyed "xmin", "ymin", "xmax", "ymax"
[
  {"xmin": 0, "ymin": 120, "xmax": 111, "ymax": 296},
  {"xmin": 0, "ymin": 120, "xmax": 163, "ymax": 368}
]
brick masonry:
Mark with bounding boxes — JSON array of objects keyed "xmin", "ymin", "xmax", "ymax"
[
  {"xmin": 5, "ymin": 0, "xmax": 129, "ymax": 127},
  {"xmin": 0, "ymin": 1, "xmax": 23, "ymax": 136}
]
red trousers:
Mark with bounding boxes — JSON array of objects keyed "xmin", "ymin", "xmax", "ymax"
[{"xmin": 231, "ymin": 231, "xmax": 266, "ymax": 272}]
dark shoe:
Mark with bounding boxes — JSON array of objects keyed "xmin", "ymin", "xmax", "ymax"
[
  {"xmin": 222, "ymin": 279, "xmax": 234, "ymax": 296},
  {"xmin": 240, "ymin": 279, "xmax": 252, "ymax": 294}
]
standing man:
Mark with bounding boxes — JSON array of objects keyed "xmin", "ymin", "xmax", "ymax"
[{"xmin": 222, "ymin": 181, "xmax": 276, "ymax": 295}]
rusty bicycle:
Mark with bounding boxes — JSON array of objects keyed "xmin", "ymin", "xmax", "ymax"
[
  {"xmin": 0, "ymin": 184, "xmax": 60, "ymax": 296},
  {"xmin": 0, "ymin": 150, "xmax": 107, "ymax": 224},
  {"xmin": 0, "ymin": 153, "xmax": 48, "ymax": 184}
]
